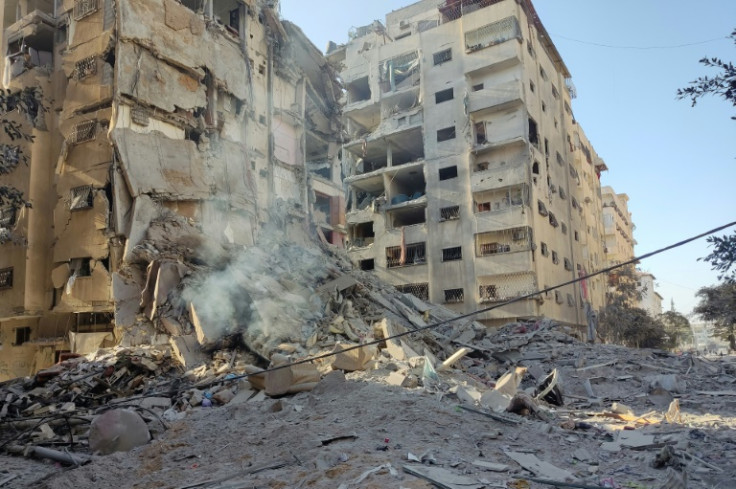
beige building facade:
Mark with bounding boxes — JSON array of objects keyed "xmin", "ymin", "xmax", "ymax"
[
  {"xmin": 332, "ymin": 0, "xmax": 609, "ymax": 328},
  {"xmin": 601, "ymin": 186, "xmax": 635, "ymax": 265},
  {"xmin": 0, "ymin": 0, "xmax": 344, "ymax": 380}
]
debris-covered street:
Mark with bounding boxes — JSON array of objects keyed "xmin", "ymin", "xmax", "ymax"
[{"xmin": 2, "ymin": 244, "xmax": 734, "ymax": 488}]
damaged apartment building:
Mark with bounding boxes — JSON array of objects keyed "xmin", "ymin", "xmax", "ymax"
[
  {"xmin": 330, "ymin": 0, "xmax": 610, "ymax": 328},
  {"xmin": 0, "ymin": 0, "xmax": 344, "ymax": 380}
]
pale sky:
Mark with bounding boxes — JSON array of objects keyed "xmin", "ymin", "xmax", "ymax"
[{"xmin": 280, "ymin": 0, "xmax": 736, "ymax": 317}]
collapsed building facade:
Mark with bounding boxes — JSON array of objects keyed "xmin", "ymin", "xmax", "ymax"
[
  {"xmin": 330, "ymin": 0, "xmax": 610, "ymax": 328},
  {"xmin": 0, "ymin": 0, "xmax": 345, "ymax": 380}
]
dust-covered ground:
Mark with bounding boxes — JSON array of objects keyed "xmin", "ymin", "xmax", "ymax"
[{"xmin": 4, "ymin": 350, "xmax": 736, "ymax": 489}]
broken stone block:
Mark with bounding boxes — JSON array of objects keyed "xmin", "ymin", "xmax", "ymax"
[
  {"xmin": 264, "ymin": 354, "xmax": 320, "ymax": 397},
  {"xmin": 89, "ymin": 409, "xmax": 151, "ymax": 455},
  {"xmin": 213, "ymin": 388, "xmax": 235, "ymax": 405},
  {"xmin": 480, "ymin": 389, "xmax": 512, "ymax": 413},
  {"xmin": 331, "ymin": 343, "xmax": 377, "ymax": 372},
  {"xmin": 494, "ymin": 367, "xmax": 527, "ymax": 397},
  {"xmin": 189, "ymin": 302, "xmax": 218, "ymax": 348},
  {"xmin": 645, "ymin": 374, "xmax": 686, "ymax": 394},
  {"xmin": 386, "ymin": 371, "xmax": 407, "ymax": 386},
  {"xmin": 170, "ymin": 335, "xmax": 206, "ymax": 371}
]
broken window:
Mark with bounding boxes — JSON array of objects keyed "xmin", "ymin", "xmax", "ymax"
[
  {"xmin": 433, "ymin": 48, "xmax": 452, "ymax": 66},
  {"xmin": 75, "ymin": 56, "xmax": 97, "ymax": 80},
  {"xmin": 0, "ymin": 267, "xmax": 13, "ymax": 289},
  {"xmin": 542, "ymin": 101, "xmax": 546, "ymax": 113},
  {"xmin": 71, "ymin": 258, "xmax": 93, "ymax": 277},
  {"xmin": 442, "ymin": 246, "xmax": 462, "ymax": 262},
  {"xmin": 537, "ymin": 200, "xmax": 548, "ymax": 216},
  {"xmin": 567, "ymin": 293, "xmax": 575, "ymax": 307},
  {"xmin": 475, "ymin": 121, "xmax": 487, "ymax": 145},
  {"xmin": 540, "ymin": 242, "xmax": 549, "ymax": 257},
  {"xmin": 555, "ymin": 290, "xmax": 563, "ymax": 304},
  {"xmin": 386, "ymin": 242, "xmax": 426, "ymax": 268},
  {"xmin": 435, "ymin": 88, "xmax": 454, "ymax": 104},
  {"xmin": 73, "ymin": 0, "xmax": 98, "ymax": 20},
  {"xmin": 360, "ymin": 259, "xmax": 375, "ymax": 271},
  {"xmin": 544, "ymin": 138, "xmax": 549, "ymax": 156},
  {"xmin": 477, "ymin": 202, "xmax": 491, "ymax": 212},
  {"xmin": 552, "ymin": 251, "xmax": 559, "ymax": 265},
  {"xmin": 69, "ymin": 120, "xmax": 96, "ymax": 144},
  {"xmin": 556, "ymin": 152, "xmax": 564, "ymax": 166},
  {"xmin": 440, "ymin": 205, "xmax": 460, "ymax": 221},
  {"xmin": 574, "ymin": 230, "xmax": 579, "ymax": 241},
  {"xmin": 561, "ymin": 222, "xmax": 567, "ymax": 234},
  {"xmin": 348, "ymin": 222, "xmax": 375, "ymax": 248},
  {"xmin": 439, "ymin": 166, "xmax": 458, "ymax": 181},
  {"xmin": 529, "ymin": 80, "xmax": 535, "ymax": 93},
  {"xmin": 472, "ymin": 83, "xmax": 484, "ymax": 92},
  {"xmin": 0, "ymin": 206, "xmax": 17, "ymax": 230},
  {"xmin": 564, "ymin": 258, "xmax": 573, "ymax": 271},
  {"xmin": 437, "ymin": 126, "xmax": 456, "ymax": 142},
  {"xmin": 528, "ymin": 117, "xmax": 539, "ymax": 147},
  {"xmin": 389, "ymin": 206, "xmax": 426, "ymax": 227},
  {"xmin": 70, "ymin": 186, "xmax": 94, "ymax": 210},
  {"xmin": 474, "ymin": 161, "xmax": 489, "ymax": 172},
  {"xmin": 479, "ymin": 284, "xmax": 497, "ymax": 302},
  {"xmin": 465, "ymin": 17, "xmax": 520, "ymax": 52},
  {"xmin": 559, "ymin": 187, "xmax": 566, "ymax": 199},
  {"xmin": 347, "ymin": 76, "xmax": 371, "ymax": 104},
  {"xmin": 379, "ymin": 52, "xmax": 420, "ymax": 93},
  {"xmin": 475, "ymin": 228, "xmax": 532, "ymax": 256},
  {"xmin": 478, "ymin": 272, "xmax": 536, "ymax": 303},
  {"xmin": 14, "ymin": 326, "xmax": 31, "ymax": 345},
  {"xmin": 549, "ymin": 212, "xmax": 559, "ymax": 228},
  {"xmin": 552, "ymin": 84, "xmax": 559, "ymax": 99},
  {"xmin": 532, "ymin": 161, "xmax": 540, "ymax": 175},
  {"xmin": 444, "ymin": 288, "xmax": 464, "ymax": 304},
  {"xmin": 395, "ymin": 283, "xmax": 429, "ymax": 301},
  {"xmin": 571, "ymin": 197, "xmax": 579, "ymax": 209},
  {"xmin": 540, "ymin": 66, "xmax": 548, "ymax": 81}
]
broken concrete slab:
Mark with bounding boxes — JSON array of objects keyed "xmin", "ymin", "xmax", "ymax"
[
  {"xmin": 494, "ymin": 367, "xmax": 527, "ymax": 397},
  {"xmin": 504, "ymin": 451, "xmax": 576, "ymax": 481},
  {"xmin": 169, "ymin": 334, "xmax": 206, "ymax": 371},
  {"xmin": 331, "ymin": 343, "xmax": 376, "ymax": 372}
]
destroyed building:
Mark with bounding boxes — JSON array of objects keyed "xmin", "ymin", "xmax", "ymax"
[
  {"xmin": 0, "ymin": 0, "xmax": 345, "ymax": 380},
  {"xmin": 330, "ymin": 0, "xmax": 610, "ymax": 328}
]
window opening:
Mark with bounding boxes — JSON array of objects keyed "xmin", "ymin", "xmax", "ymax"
[
  {"xmin": 433, "ymin": 48, "xmax": 452, "ymax": 66},
  {"xmin": 395, "ymin": 283, "xmax": 429, "ymax": 301},
  {"xmin": 442, "ymin": 246, "xmax": 462, "ymax": 262},
  {"xmin": 440, "ymin": 205, "xmax": 460, "ymax": 221},
  {"xmin": 444, "ymin": 288, "xmax": 464, "ymax": 303},
  {"xmin": 439, "ymin": 166, "xmax": 458, "ymax": 180},
  {"xmin": 0, "ymin": 267, "xmax": 13, "ymax": 289},
  {"xmin": 14, "ymin": 327, "xmax": 31, "ymax": 345},
  {"xmin": 435, "ymin": 88, "xmax": 454, "ymax": 104},
  {"xmin": 386, "ymin": 242, "xmax": 426, "ymax": 268},
  {"xmin": 437, "ymin": 126, "xmax": 456, "ymax": 142}
]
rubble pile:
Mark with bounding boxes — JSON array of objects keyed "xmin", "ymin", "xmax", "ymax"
[{"xmin": 2, "ymin": 224, "xmax": 736, "ymax": 487}]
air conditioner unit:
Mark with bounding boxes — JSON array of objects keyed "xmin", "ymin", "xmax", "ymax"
[{"xmin": 399, "ymin": 20, "xmax": 410, "ymax": 29}]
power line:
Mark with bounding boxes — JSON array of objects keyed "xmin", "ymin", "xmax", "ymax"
[
  {"xmin": 204, "ymin": 220, "xmax": 736, "ymax": 389},
  {"xmin": 550, "ymin": 33, "xmax": 729, "ymax": 50}
]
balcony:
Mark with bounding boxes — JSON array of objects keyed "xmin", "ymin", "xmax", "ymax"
[
  {"xmin": 345, "ymin": 126, "xmax": 424, "ymax": 175},
  {"xmin": 467, "ymin": 81, "xmax": 523, "ymax": 116},
  {"xmin": 5, "ymin": 10, "xmax": 60, "ymax": 81}
]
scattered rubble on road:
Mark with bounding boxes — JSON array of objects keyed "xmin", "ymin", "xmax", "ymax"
[{"xmin": 2, "ymin": 235, "xmax": 735, "ymax": 488}]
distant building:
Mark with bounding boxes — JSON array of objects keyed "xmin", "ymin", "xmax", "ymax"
[
  {"xmin": 635, "ymin": 271, "xmax": 662, "ymax": 317},
  {"xmin": 601, "ymin": 186, "xmax": 635, "ymax": 265},
  {"xmin": 330, "ymin": 0, "xmax": 609, "ymax": 328}
]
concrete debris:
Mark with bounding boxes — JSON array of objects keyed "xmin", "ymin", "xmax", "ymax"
[
  {"xmin": 88, "ymin": 409, "xmax": 151, "ymax": 455},
  {"xmin": 1, "ymin": 233, "xmax": 735, "ymax": 488}
]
